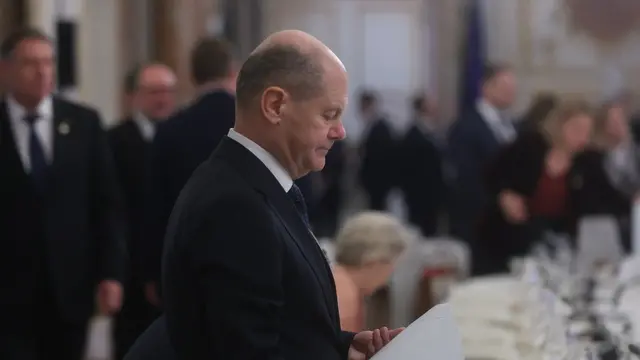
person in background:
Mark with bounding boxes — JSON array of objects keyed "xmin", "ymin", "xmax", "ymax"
[
  {"xmin": 333, "ymin": 212, "xmax": 410, "ymax": 332},
  {"xmin": 448, "ymin": 63, "xmax": 517, "ymax": 270},
  {"xmin": 518, "ymin": 92, "xmax": 558, "ymax": 134},
  {"xmin": 310, "ymin": 139, "xmax": 346, "ymax": 238},
  {"xmin": 121, "ymin": 64, "xmax": 141, "ymax": 117},
  {"xmin": 109, "ymin": 63, "xmax": 177, "ymax": 359},
  {"xmin": 142, "ymin": 37, "xmax": 237, "ymax": 304},
  {"xmin": 399, "ymin": 93, "xmax": 446, "ymax": 236},
  {"xmin": 0, "ymin": 27, "xmax": 126, "ymax": 360},
  {"xmin": 477, "ymin": 99, "xmax": 594, "ymax": 275},
  {"xmin": 580, "ymin": 101, "xmax": 638, "ymax": 252},
  {"xmin": 358, "ymin": 90, "xmax": 396, "ymax": 211}
]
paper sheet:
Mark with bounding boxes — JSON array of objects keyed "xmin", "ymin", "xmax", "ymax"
[
  {"xmin": 633, "ymin": 201, "xmax": 640, "ymax": 255},
  {"xmin": 371, "ymin": 303, "xmax": 464, "ymax": 360}
]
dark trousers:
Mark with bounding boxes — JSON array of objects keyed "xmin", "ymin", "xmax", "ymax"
[
  {"xmin": 0, "ymin": 293, "xmax": 88, "ymax": 360},
  {"xmin": 115, "ymin": 286, "xmax": 161, "ymax": 360},
  {"xmin": 367, "ymin": 192, "xmax": 388, "ymax": 211},
  {"xmin": 408, "ymin": 209, "xmax": 439, "ymax": 237}
]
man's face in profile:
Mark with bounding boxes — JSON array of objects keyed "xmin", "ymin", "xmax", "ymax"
[{"xmin": 282, "ymin": 68, "xmax": 348, "ymax": 175}]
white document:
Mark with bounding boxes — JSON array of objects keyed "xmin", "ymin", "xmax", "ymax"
[
  {"xmin": 371, "ymin": 303, "xmax": 464, "ymax": 360},
  {"xmin": 633, "ymin": 201, "xmax": 640, "ymax": 255},
  {"xmin": 84, "ymin": 315, "xmax": 113, "ymax": 360}
]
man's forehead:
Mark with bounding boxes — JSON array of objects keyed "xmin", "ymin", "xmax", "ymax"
[
  {"xmin": 12, "ymin": 38, "xmax": 53, "ymax": 56},
  {"xmin": 140, "ymin": 67, "xmax": 176, "ymax": 85}
]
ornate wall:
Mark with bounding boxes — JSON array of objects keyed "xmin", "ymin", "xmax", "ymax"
[
  {"xmin": 151, "ymin": 0, "xmax": 220, "ymax": 103},
  {"xmin": 482, "ymin": 0, "xmax": 640, "ymax": 111}
]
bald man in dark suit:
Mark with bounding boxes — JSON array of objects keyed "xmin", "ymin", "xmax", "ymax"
[{"xmin": 126, "ymin": 30, "xmax": 402, "ymax": 360}]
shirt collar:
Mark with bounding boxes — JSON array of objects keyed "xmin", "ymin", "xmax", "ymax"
[
  {"xmin": 132, "ymin": 111, "xmax": 156, "ymax": 141},
  {"xmin": 7, "ymin": 95, "xmax": 53, "ymax": 122},
  {"xmin": 476, "ymin": 98, "xmax": 502, "ymax": 125},
  {"xmin": 227, "ymin": 128, "xmax": 293, "ymax": 192}
]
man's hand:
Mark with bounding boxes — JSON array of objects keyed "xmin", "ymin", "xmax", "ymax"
[
  {"xmin": 97, "ymin": 280, "xmax": 123, "ymax": 316},
  {"xmin": 144, "ymin": 281, "xmax": 161, "ymax": 307},
  {"xmin": 348, "ymin": 327, "xmax": 404, "ymax": 360},
  {"xmin": 499, "ymin": 190, "xmax": 528, "ymax": 224}
]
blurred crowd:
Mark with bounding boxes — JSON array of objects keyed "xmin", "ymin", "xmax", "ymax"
[{"xmin": 2, "ymin": 24, "xmax": 640, "ymax": 360}]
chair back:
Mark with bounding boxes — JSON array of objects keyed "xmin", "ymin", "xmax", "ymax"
[{"xmin": 576, "ymin": 216, "xmax": 624, "ymax": 274}]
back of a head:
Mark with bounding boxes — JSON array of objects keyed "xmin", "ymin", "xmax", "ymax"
[
  {"xmin": 522, "ymin": 92, "xmax": 558, "ymax": 126},
  {"xmin": 359, "ymin": 90, "xmax": 377, "ymax": 113},
  {"xmin": 190, "ymin": 37, "xmax": 234, "ymax": 86},
  {"xmin": 481, "ymin": 62, "xmax": 510, "ymax": 85},
  {"xmin": 235, "ymin": 44, "xmax": 325, "ymax": 112},
  {"xmin": 334, "ymin": 211, "xmax": 410, "ymax": 267},
  {"xmin": 123, "ymin": 64, "xmax": 142, "ymax": 95}
]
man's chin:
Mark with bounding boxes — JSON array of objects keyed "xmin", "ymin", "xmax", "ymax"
[{"xmin": 310, "ymin": 157, "xmax": 326, "ymax": 172}]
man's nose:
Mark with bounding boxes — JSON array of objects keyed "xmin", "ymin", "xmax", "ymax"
[{"xmin": 329, "ymin": 123, "xmax": 346, "ymax": 141}]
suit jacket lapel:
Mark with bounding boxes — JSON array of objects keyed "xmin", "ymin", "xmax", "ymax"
[
  {"xmin": 214, "ymin": 138, "xmax": 340, "ymax": 325},
  {"xmin": 50, "ymin": 99, "xmax": 76, "ymax": 187},
  {"xmin": 264, "ymin": 189, "xmax": 340, "ymax": 324},
  {"xmin": 0, "ymin": 101, "xmax": 29, "ymax": 182}
]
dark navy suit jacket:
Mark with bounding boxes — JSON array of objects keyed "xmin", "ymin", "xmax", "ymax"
[
  {"xmin": 142, "ymin": 90, "xmax": 235, "ymax": 286},
  {"xmin": 128, "ymin": 137, "xmax": 355, "ymax": 359}
]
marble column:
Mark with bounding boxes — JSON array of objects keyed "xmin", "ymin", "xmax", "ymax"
[
  {"xmin": 27, "ymin": 0, "xmax": 56, "ymax": 38},
  {"xmin": 152, "ymin": 0, "xmax": 221, "ymax": 103},
  {"xmin": 77, "ymin": 0, "xmax": 122, "ymax": 126},
  {"xmin": 0, "ymin": 0, "xmax": 27, "ymax": 39}
]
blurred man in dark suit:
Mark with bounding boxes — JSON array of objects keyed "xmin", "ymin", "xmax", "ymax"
[
  {"xmin": 0, "ymin": 28, "xmax": 126, "ymax": 360},
  {"xmin": 109, "ymin": 63, "xmax": 177, "ymax": 359},
  {"xmin": 310, "ymin": 140, "xmax": 346, "ymax": 237},
  {"xmin": 142, "ymin": 37, "xmax": 238, "ymax": 303},
  {"xmin": 448, "ymin": 63, "xmax": 517, "ymax": 262},
  {"xmin": 126, "ymin": 29, "xmax": 401, "ymax": 360},
  {"xmin": 358, "ymin": 91, "xmax": 396, "ymax": 211},
  {"xmin": 399, "ymin": 93, "xmax": 446, "ymax": 236}
]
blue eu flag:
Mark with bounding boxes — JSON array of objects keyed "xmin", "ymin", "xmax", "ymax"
[{"xmin": 459, "ymin": 0, "xmax": 486, "ymax": 112}]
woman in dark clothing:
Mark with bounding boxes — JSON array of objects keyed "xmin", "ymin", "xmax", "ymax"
[{"xmin": 475, "ymin": 99, "xmax": 595, "ymax": 275}]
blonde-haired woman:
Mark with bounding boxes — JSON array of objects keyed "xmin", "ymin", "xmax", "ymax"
[
  {"xmin": 332, "ymin": 211, "xmax": 410, "ymax": 332},
  {"xmin": 475, "ymin": 99, "xmax": 595, "ymax": 275}
]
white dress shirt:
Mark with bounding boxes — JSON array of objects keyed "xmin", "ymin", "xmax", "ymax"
[
  {"xmin": 133, "ymin": 112, "xmax": 156, "ymax": 142},
  {"xmin": 227, "ymin": 128, "xmax": 293, "ymax": 192},
  {"xmin": 7, "ymin": 96, "xmax": 54, "ymax": 172},
  {"xmin": 476, "ymin": 99, "xmax": 515, "ymax": 143}
]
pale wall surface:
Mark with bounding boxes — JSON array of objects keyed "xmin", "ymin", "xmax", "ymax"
[
  {"xmin": 26, "ymin": 0, "xmax": 640, "ymax": 128},
  {"xmin": 262, "ymin": 0, "xmax": 640, "ymax": 126},
  {"xmin": 482, "ymin": 0, "xmax": 640, "ymax": 112}
]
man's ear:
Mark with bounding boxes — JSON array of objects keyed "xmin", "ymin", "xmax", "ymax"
[{"xmin": 261, "ymin": 86, "xmax": 289, "ymax": 125}]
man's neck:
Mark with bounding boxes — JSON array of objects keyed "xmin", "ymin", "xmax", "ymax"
[
  {"xmin": 197, "ymin": 79, "xmax": 235, "ymax": 96},
  {"xmin": 233, "ymin": 123, "xmax": 302, "ymax": 180},
  {"xmin": 9, "ymin": 93, "xmax": 46, "ymax": 112}
]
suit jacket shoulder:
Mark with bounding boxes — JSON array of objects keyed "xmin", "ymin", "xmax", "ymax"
[{"xmin": 53, "ymin": 96, "xmax": 102, "ymax": 121}]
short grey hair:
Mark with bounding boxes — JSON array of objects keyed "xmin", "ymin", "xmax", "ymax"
[
  {"xmin": 334, "ymin": 212, "xmax": 410, "ymax": 267},
  {"xmin": 235, "ymin": 45, "xmax": 325, "ymax": 110}
]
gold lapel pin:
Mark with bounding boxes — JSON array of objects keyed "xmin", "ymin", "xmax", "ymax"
[{"xmin": 58, "ymin": 121, "xmax": 70, "ymax": 135}]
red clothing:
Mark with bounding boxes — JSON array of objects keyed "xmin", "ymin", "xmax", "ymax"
[{"xmin": 528, "ymin": 171, "xmax": 568, "ymax": 218}]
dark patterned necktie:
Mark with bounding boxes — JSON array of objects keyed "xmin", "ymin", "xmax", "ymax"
[
  {"xmin": 25, "ymin": 113, "xmax": 48, "ymax": 193},
  {"xmin": 287, "ymin": 183, "xmax": 310, "ymax": 228}
]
